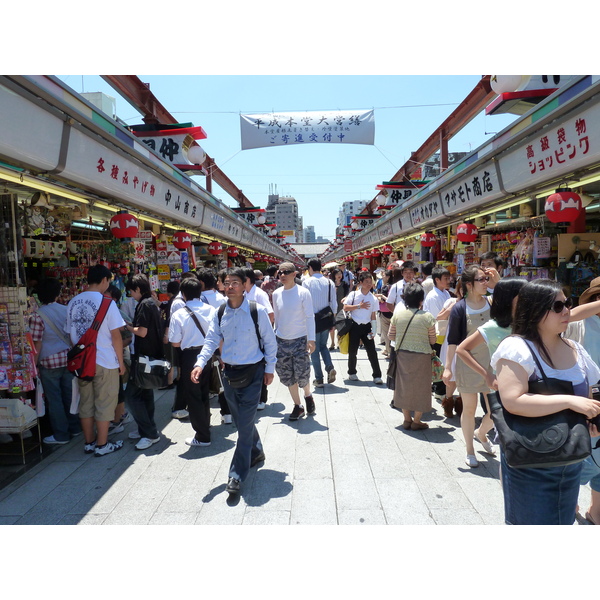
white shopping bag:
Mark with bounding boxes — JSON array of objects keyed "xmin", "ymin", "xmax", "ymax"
[
  {"xmin": 35, "ymin": 377, "xmax": 46, "ymax": 417},
  {"xmin": 70, "ymin": 378, "xmax": 80, "ymax": 414}
]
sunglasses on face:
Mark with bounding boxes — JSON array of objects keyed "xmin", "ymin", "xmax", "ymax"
[
  {"xmin": 473, "ymin": 276, "xmax": 490, "ymax": 283},
  {"xmin": 551, "ymin": 297, "xmax": 573, "ymax": 313},
  {"xmin": 279, "ymin": 270, "xmax": 294, "ymax": 275}
]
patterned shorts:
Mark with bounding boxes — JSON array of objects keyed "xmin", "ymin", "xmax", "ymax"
[{"xmin": 275, "ymin": 336, "xmax": 311, "ymax": 388}]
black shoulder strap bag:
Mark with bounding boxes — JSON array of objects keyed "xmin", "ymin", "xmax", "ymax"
[
  {"xmin": 488, "ymin": 339, "xmax": 591, "ymax": 469},
  {"xmin": 386, "ymin": 310, "xmax": 418, "ymax": 391}
]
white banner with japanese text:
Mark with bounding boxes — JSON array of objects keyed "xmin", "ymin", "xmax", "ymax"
[{"xmin": 240, "ymin": 109, "xmax": 375, "ymax": 150}]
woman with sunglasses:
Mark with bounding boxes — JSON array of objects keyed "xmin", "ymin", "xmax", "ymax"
[
  {"xmin": 490, "ymin": 279, "xmax": 600, "ymax": 525},
  {"xmin": 443, "ymin": 264, "xmax": 495, "ymax": 468}
]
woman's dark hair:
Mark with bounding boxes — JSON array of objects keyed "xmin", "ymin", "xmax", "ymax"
[
  {"xmin": 130, "ymin": 273, "xmax": 152, "ymax": 298},
  {"xmin": 460, "ymin": 264, "xmax": 485, "ymax": 297},
  {"xmin": 402, "ymin": 282, "xmax": 425, "ymax": 309},
  {"xmin": 512, "ymin": 279, "xmax": 569, "ymax": 367},
  {"xmin": 180, "ymin": 278, "xmax": 202, "ymax": 301},
  {"xmin": 330, "ymin": 268, "xmax": 342, "ymax": 280},
  {"xmin": 390, "ymin": 268, "xmax": 403, "ymax": 284},
  {"xmin": 489, "ymin": 277, "xmax": 527, "ymax": 328},
  {"xmin": 36, "ymin": 278, "xmax": 62, "ymax": 305}
]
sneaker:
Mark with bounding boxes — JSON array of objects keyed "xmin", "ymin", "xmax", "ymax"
[
  {"xmin": 221, "ymin": 414, "xmax": 233, "ymax": 425},
  {"xmin": 94, "ymin": 440, "xmax": 124, "ymax": 456},
  {"xmin": 327, "ymin": 368, "xmax": 337, "ymax": 384},
  {"xmin": 373, "ymin": 377, "xmax": 383, "ymax": 385},
  {"xmin": 257, "ymin": 402, "xmax": 266, "ymax": 411},
  {"xmin": 84, "ymin": 440, "xmax": 97, "ymax": 454},
  {"xmin": 305, "ymin": 395, "xmax": 316, "ymax": 415},
  {"xmin": 313, "ymin": 379, "xmax": 324, "ymax": 388},
  {"xmin": 128, "ymin": 430, "xmax": 141, "ymax": 440},
  {"xmin": 43, "ymin": 435, "xmax": 69, "ymax": 445},
  {"xmin": 250, "ymin": 451, "xmax": 266, "ymax": 468},
  {"xmin": 172, "ymin": 409, "xmax": 189, "ymax": 419},
  {"xmin": 185, "ymin": 437, "xmax": 211, "ymax": 447},
  {"xmin": 120, "ymin": 412, "xmax": 133, "ymax": 425},
  {"xmin": 465, "ymin": 454, "xmax": 479, "ymax": 468},
  {"xmin": 135, "ymin": 436, "xmax": 160, "ymax": 450},
  {"xmin": 289, "ymin": 404, "xmax": 305, "ymax": 421},
  {"xmin": 226, "ymin": 477, "xmax": 241, "ymax": 495},
  {"xmin": 348, "ymin": 374, "xmax": 359, "ymax": 381},
  {"xmin": 108, "ymin": 422, "xmax": 124, "ymax": 436}
]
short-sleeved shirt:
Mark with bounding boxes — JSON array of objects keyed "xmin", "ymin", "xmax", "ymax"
[
  {"xmin": 131, "ymin": 296, "xmax": 164, "ymax": 358},
  {"xmin": 346, "ymin": 290, "xmax": 377, "ymax": 325},
  {"xmin": 491, "ymin": 335, "xmax": 600, "ymax": 391},
  {"xmin": 477, "ymin": 319, "xmax": 511, "ymax": 363},
  {"xmin": 65, "ymin": 291, "xmax": 125, "ymax": 369}
]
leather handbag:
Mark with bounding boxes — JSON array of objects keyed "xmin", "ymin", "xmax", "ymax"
[
  {"xmin": 488, "ymin": 340, "xmax": 591, "ymax": 469},
  {"xmin": 131, "ymin": 355, "xmax": 171, "ymax": 389},
  {"xmin": 315, "ymin": 281, "xmax": 335, "ymax": 333}
]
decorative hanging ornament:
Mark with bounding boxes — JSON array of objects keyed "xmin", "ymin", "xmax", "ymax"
[
  {"xmin": 172, "ymin": 230, "xmax": 192, "ymax": 250},
  {"xmin": 109, "ymin": 211, "xmax": 139, "ymax": 239},
  {"xmin": 420, "ymin": 231, "xmax": 437, "ymax": 247},
  {"xmin": 456, "ymin": 222, "xmax": 478, "ymax": 243},
  {"xmin": 507, "ymin": 230, "xmax": 520, "ymax": 244},
  {"xmin": 207, "ymin": 241, "xmax": 223, "ymax": 255},
  {"xmin": 227, "ymin": 246, "xmax": 239, "ymax": 258},
  {"xmin": 544, "ymin": 187, "xmax": 583, "ymax": 223},
  {"xmin": 382, "ymin": 244, "xmax": 393, "ymax": 256}
]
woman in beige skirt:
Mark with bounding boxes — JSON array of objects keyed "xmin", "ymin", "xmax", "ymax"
[{"xmin": 389, "ymin": 283, "xmax": 437, "ymax": 430}]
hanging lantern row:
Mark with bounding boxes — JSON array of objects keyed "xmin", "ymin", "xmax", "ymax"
[
  {"xmin": 544, "ymin": 187, "xmax": 583, "ymax": 223},
  {"xmin": 172, "ymin": 230, "xmax": 192, "ymax": 250}
]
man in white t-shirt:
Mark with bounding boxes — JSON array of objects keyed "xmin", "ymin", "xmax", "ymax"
[
  {"xmin": 65, "ymin": 264, "xmax": 126, "ymax": 457},
  {"xmin": 386, "ymin": 261, "xmax": 417, "ymax": 313},
  {"xmin": 343, "ymin": 271, "xmax": 383, "ymax": 384},
  {"xmin": 244, "ymin": 267, "xmax": 274, "ymax": 410},
  {"xmin": 272, "ymin": 262, "xmax": 316, "ymax": 421}
]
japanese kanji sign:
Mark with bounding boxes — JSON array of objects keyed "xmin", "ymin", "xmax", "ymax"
[{"xmin": 240, "ymin": 109, "xmax": 375, "ymax": 150}]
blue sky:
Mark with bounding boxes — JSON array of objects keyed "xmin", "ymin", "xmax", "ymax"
[{"xmin": 58, "ymin": 74, "xmax": 519, "ymax": 239}]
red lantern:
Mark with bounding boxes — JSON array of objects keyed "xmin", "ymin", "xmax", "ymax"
[
  {"xmin": 456, "ymin": 222, "xmax": 478, "ymax": 243},
  {"xmin": 109, "ymin": 211, "xmax": 139, "ymax": 239},
  {"xmin": 208, "ymin": 241, "xmax": 223, "ymax": 256},
  {"xmin": 420, "ymin": 231, "xmax": 437, "ymax": 247},
  {"xmin": 364, "ymin": 250, "xmax": 372, "ymax": 257},
  {"xmin": 382, "ymin": 244, "xmax": 393, "ymax": 256},
  {"xmin": 119, "ymin": 266, "xmax": 129, "ymax": 275},
  {"xmin": 227, "ymin": 246, "xmax": 239, "ymax": 257},
  {"xmin": 371, "ymin": 247, "xmax": 381, "ymax": 257},
  {"xmin": 356, "ymin": 252, "xmax": 365, "ymax": 259},
  {"xmin": 544, "ymin": 187, "xmax": 583, "ymax": 223},
  {"xmin": 172, "ymin": 231, "xmax": 192, "ymax": 250},
  {"xmin": 253, "ymin": 252, "xmax": 262, "ymax": 260}
]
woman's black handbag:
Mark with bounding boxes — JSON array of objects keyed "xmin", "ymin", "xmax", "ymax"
[
  {"xmin": 489, "ymin": 341, "xmax": 591, "ymax": 469},
  {"xmin": 131, "ymin": 355, "xmax": 171, "ymax": 390},
  {"xmin": 315, "ymin": 281, "xmax": 335, "ymax": 333}
]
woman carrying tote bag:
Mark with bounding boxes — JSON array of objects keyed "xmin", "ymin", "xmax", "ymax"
[{"xmin": 491, "ymin": 279, "xmax": 600, "ymax": 525}]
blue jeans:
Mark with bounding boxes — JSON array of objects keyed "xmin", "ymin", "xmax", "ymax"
[
  {"xmin": 500, "ymin": 450, "xmax": 583, "ymax": 525},
  {"xmin": 222, "ymin": 362, "xmax": 265, "ymax": 483},
  {"xmin": 125, "ymin": 378, "xmax": 158, "ymax": 440},
  {"xmin": 580, "ymin": 438, "xmax": 600, "ymax": 492},
  {"xmin": 38, "ymin": 365, "xmax": 81, "ymax": 441},
  {"xmin": 310, "ymin": 329, "xmax": 334, "ymax": 381}
]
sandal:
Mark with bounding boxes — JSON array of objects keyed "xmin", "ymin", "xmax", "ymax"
[
  {"xmin": 411, "ymin": 422, "xmax": 429, "ymax": 431},
  {"xmin": 402, "ymin": 420, "xmax": 413, "ymax": 430}
]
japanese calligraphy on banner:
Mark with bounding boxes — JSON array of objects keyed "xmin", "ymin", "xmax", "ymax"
[
  {"xmin": 201, "ymin": 206, "xmax": 243, "ymax": 241},
  {"xmin": 240, "ymin": 109, "xmax": 375, "ymax": 150},
  {"xmin": 61, "ymin": 128, "xmax": 206, "ymax": 228},
  {"xmin": 499, "ymin": 102, "xmax": 600, "ymax": 193},
  {"xmin": 439, "ymin": 165, "xmax": 502, "ymax": 218},
  {"xmin": 409, "ymin": 194, "xmax": 445, "ymax": 228}
]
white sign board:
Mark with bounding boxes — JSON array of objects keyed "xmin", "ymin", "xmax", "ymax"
[{"xmin": 240, "ymin": 109, "xmax": 375, "ymax": 150}]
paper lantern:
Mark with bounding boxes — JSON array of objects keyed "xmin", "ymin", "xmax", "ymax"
[
  {"xmin": 382, "ymin": 244, "xmax": 393, "ymax": 256},
  {"xmin": 371, "ymin": 247, "xmax": 381, "ymax": 257},
  {"xmin": 544, "ymin": 187, "xmax": 583, "ymax": 223},
  {"xmin": 187, "ymin": 144, "xmax": 207, "ymax": 165},
  {"xmin": 456, "ymin": 222, "xmax": 478, "ymax": 243},
  {"xmin": 208, "ymin": 241, "xmax": 223, "ymax": 255},
  {"xmin": 172, "ymin": 231, "xmax": 192, "ymax": 250},
  {"xmin": 490, "ymin": 75, "xmax": 524, "ymax": 95},
  {"xmin": 227, "ymin": 246, "xmax": 239, "ymax": 257},
  {"xmin": 110, "ymin": 211, "xmax": 139, "ymax": 239},
  {"xmin": 119, "ymin": 266, "xmax": 129, "ymax": 275},
  {"xmin": 420, "ymin": 231, "xmax": 437, "ymax": 247}
]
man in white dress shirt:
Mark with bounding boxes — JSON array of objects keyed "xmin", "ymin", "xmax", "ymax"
[
  {"xmin": 386, "ymin": 261, "xmax": 417, "ymax": 313},
  {"xmin": 272, "ymin": 263, "xmax": 316, "ymax": 421}
]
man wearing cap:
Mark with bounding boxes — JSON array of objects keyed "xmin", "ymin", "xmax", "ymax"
[{"xmin": 272, "ymin": 263, "xmax": 316, "ymax": 421}]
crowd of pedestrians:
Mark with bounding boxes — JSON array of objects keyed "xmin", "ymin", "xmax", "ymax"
[{"xmin": 25, "ymin": 251, "xmax": 600, "ymax": 523}]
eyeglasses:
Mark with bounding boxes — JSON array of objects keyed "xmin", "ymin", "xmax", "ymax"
[
  {"xmin": 551, "ymin": 297, "xmax": 573, "ymax": 313},
  {"xmin": 279, "ymin": 270, "xmax": 294, "ymax": 275},
  {"xmin": 473, "ymin": 276, "xmax": 490, "ymax": 283},
  {"xmin": 223, "ymin": 280, "xmax": 243, "ymax": 288}
]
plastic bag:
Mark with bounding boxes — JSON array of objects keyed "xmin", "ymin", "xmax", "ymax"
[{"xmin": 339, "ymin": 333, "xmax": 350, "ymax": 355}]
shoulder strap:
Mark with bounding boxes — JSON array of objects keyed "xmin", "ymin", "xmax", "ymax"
[
  {"xmin": 37, "ymin": 307, "xmax": 72, "ymax": 346},
  {"xmin": 398, "ymin": 310, "xmax": 419, "ymax": 350},
  {"xmin": 185, "ymin": 306, "xmax": 206, "ymax": 338},
  {"xmin": 249, "ymin": 300, "xmax": 263, "ymax": 352},
  {"xmin": 218, "ymin": 302, "xmax": 226, "ymax": 325},
  {"xmin": 200, "ymin": 294, "xmax": 209, "ymax": 304},
  {"xmin": 523, "ymin": 340, "xmax": 549, "ymax": 380},
  {"xmin": 91, "ymin": 296, "xmax": 112, "ymax": 332}
]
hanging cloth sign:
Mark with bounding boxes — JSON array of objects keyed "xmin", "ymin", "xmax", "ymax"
[{"xmin": 240, "ymin": 109, "xmax": 375, "ymax": 150}]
